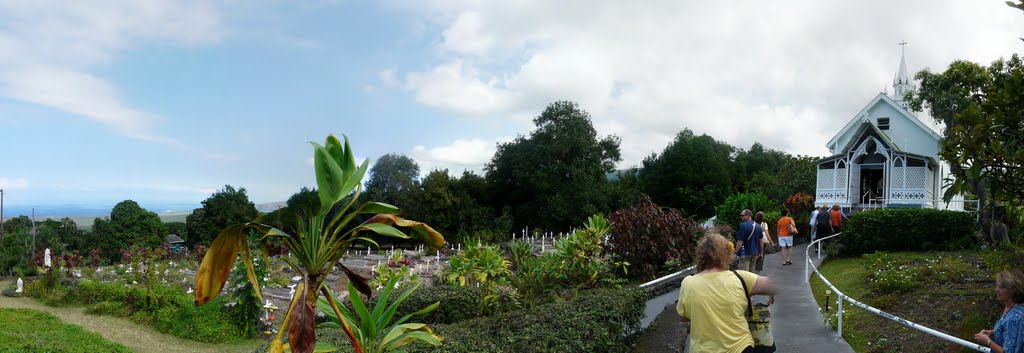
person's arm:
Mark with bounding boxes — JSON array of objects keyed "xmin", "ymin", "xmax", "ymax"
[
  {"xmin": 751, "ymin": 274, "xmax": 777, "ymax": 305},
  {"xmin": 974, "ymin": 330, "xmax": 1004, "ymax": 353}
]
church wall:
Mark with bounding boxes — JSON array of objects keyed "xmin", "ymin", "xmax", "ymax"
[{"xmin": 866, "ymin": 103, "xmax": 939, "ymax": 158}]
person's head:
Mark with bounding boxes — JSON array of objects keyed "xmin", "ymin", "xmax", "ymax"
[
  {"xmin": 996, "ymin": 269, "xmax": 1024, "ymax": 304},
  {"xmin": 831, "ymin": 204, "xmax": 840, "ymax": 211},
  {"xmin": 781, "ymin": 209, "xmax": 789, "ymax": 217},
  {"xmin": 822, "ymin": 204, "xmax": 829, "ymax": 211},
  {"xmin": 740, "ymin": 209, "xmax": 752, "ymax": 222},
  {"xmin": 754, "ymin": 211, "xmax": 765, "ymax": 223},
  {"xmin": 696, "ymin": 233, "xmax": 732, "ymax": 272}
]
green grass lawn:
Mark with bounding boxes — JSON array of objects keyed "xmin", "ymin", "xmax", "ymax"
[
  {"xmin": 0, "ymin": 308, "xmax": 133, "ymax": 352},
  {"xmin": 809, "ymin": 251, "xmax": 1000, "ymax": 353}
]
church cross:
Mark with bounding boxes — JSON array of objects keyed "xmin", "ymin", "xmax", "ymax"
[{"xmin": 898, "ymin": 41, "xmax": 908, "ymax": 55}]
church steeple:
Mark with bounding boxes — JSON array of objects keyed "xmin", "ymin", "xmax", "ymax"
[{"xmin": 892, "ymin": 41, "xmax": 911, "ymax": 108}]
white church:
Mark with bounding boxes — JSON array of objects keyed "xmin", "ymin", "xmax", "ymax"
[{"xmin": 814, "ymin": 50, "xmax": 965, "ymax": 211}]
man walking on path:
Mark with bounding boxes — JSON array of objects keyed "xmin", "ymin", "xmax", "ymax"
[
  {"xmin": 816, "ymin": 205, "xmax": 833, "ymax": 238},
  {"xmin": 735, "ymin": 209, "xmax": 763, "ymax": 274},
  {"xmin": 777, "ymin": 209, "xmax": 796, "ymax": 265}
]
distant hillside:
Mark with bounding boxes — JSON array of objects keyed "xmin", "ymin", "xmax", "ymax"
[
  {"xmin": 6, "ymin": 201, "xmax": 283, "ymax": 231},
  {"xmin": 256, "ymin": 201, "xmax": 286, "ymax": 212}
]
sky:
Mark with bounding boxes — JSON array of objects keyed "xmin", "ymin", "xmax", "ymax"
[{"xmin": 0, "ymin": 0, "xmax": 1022, "ymax": 216}]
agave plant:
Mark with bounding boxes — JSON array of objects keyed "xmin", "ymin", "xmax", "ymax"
[
  {"xmin": 317, "ymin": 275, "xmax": 442, "ymax": 353},
  {"xmin": 194, "ymin": 134, "xmax": 445, "ymax": 353}
]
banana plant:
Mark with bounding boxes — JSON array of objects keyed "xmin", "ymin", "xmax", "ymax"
[
  {"xmin": 193, "ymin": 134, "xmax": 445, "ymax": 353},
  {"xmin": 316, "ymin": 275, "xmax": 442, "ymax": 353}
]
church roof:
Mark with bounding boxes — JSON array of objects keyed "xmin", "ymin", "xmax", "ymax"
[
  {"xmin": 825, "ymin": 92, "xmax": 941, "ymax": 150},
  {"xmin": 818, "ymin": 119, "xmax": 938, "ymax": 165}
]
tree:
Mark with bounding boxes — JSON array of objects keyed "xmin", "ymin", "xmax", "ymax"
[
  {"xmin": 363, "ymin": 153, "xmax": 420, "ymax": 208},
  {"xmin": 641, "ymin": 129, "xmax": 735, "ymax": 218},
  {"xmin": 906, "ymin": 55, "xmax": 1024, "ymax": 222},
  {"xmin": 410, "ymin": 170, "xmax": 496, "ymax": 245},
  {"xmin": 186, "ymin": 185, "xmax": 259, "ymax": 246},
  {"xmin": 88, "ymin": 200, "xmax": 167, "ymax": 262},
  {"xmin": 194, "ymin": 134, "xmax": 443, "ymax": 353},
  {"xmin": 485, "ymin": 101, "xmax": 621, "ymax": 229}
]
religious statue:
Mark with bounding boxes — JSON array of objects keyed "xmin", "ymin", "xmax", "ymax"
[{"xmin": 44, "ymin": 248, "xmax": 52, "ymax": 269}]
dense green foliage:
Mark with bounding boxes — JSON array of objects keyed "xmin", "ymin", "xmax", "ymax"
[
  {"xmin": 405, "ymin": 170, "xmax": 503, "ymax": 246},
  {"xmin": 840, "ymin": 208, "xmax": 977, "ymax": 256},
  {"xmin": 362, "ymin": 153, "xmax": 421, "ymax": 208},
  {"xmin": 400, "ymin": 287, "xmax": 647, "ymax": 353},
  {"xmin": 185, "ymin": 185, "xmax": 258, "ymax": 246},
  {"xmin": 714, "ymin": 192, "xmax": 775, "ymax": 233},
  {"xmin": 485, "ymin": 101, "xmax": 622, "ymax": 229},
  {"xmin": 88, "ymin": 200, "xmax": 167, "ymax": 262},
  {"xmin": 608, "ymin": 195, "xmax": 701, "ymax": 280},
  {"xmin": 0, "ymin": 308, "xmax": 133, "ymax": 352},
  {"xmin": 641, "ymin": 129, "xmax": 734, "ymax": 218},
  {"xmin": 26, "ymin": 278, "xmax": 243, "ymax": 343}
]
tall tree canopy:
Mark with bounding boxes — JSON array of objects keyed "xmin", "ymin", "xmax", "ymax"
[
  {"xmin": 906, "ymin": 55, "xmax": 1024, "ymax": 208},
  {"xmin": 408, "ymin": 170, "xmax": 496, "ymax": 244},
  {"xmin": 641, "ymin": 129, "xmax": 734, "ymax": 218},
  {"xmin": 363, "ymin": 153, "xmax": 420, "ymax": 208},
  {"xmin": 485, "ymin": 101, "xmax": 621, "ymax": 229},
  {"xmin": 185, "ymin": 185, "xmax": 258, "ymax": 246},
  {"xmin": 89, "ymin": 200, "xmax": 166, "ymax": 262}
]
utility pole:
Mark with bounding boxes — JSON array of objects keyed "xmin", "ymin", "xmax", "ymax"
[{"xmin": 1, "ymin": 188, "xmax": 4, "ymax": 242}]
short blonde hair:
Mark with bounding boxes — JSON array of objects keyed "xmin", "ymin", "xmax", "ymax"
[
  {"xmin": 997, "ymin": 269, "xmax": 1024, "ymax": 304},
  {"xmin": 696, "ymin": 234, "xmax": 732, "ymax": 272}
]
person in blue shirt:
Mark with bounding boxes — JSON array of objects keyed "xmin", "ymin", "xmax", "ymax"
[
  {"xmin": 975, "ymin": 269, "xmax": 1024, "ymax": 353},
  {"xmin": 734, "ymin": 209, "xmax": 763, "ymax": 274}
]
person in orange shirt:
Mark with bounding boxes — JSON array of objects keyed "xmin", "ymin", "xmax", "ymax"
[
  {"xmin": 776, "ymin": 209, "xmax": 796, "ymax": 265},
  {"xmin": 829, "ymin": 204, "xmax": 848, "ymax": 235}
]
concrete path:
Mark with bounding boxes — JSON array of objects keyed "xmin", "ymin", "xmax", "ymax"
[
  {"xmin": 635, "ymin": 242, "xmax": 855, "ymax": 353},
  {"xmin": 755, "ymin": 242, "xmax": 855, "ymax": 353}
]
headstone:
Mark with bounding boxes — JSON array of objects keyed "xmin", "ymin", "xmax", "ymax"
[
  {"xmin": 187, "ymin": 287, "xmax": 194, "ymax": 294},
  {"xmin": 16, "ymin": 278, "xmax": 23, "ymax": 293},
  {"xmin": 44, "ymin": 248, "xmax": 52, "ymax": 268},
  {"xmin": 291, "ymin": 275, "xmax": 302, "ymax": 282}
]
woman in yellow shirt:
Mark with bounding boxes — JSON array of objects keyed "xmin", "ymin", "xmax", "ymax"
[{"xmin": 677, "ymin": 234, "xmax": 778, "ymax": 353}]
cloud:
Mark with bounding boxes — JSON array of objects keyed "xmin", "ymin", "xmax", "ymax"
[
  {"xmin": 0, "ymin": 1, "xmax": 223, "ymax": 146},
  {"xmin": 410, "ymin": 137, "xmax": 510, "ymax": 174},
  {"xmin": 391, "ymin": 0, "xmax": 1024, "ymax": 167},
  {"xmin": 0, "ymin": 177, "xmax": 29, "ymax": 190}
]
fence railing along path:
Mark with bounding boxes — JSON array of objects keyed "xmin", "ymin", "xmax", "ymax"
[{"xmin": 806, "ymin": 234, "xmax": 992, "ymax": 352}]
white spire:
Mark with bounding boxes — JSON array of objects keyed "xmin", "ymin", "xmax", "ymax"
[{"xmin": 892, "ymin": 41, "xmax": 911, "ymax": 108}]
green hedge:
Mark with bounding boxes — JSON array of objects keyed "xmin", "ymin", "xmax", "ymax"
[
  {"xmin": 840, "ymin": 208, "xmax": 977, "ymax": 256},
  {"xmin": 403, "ymin": 287, "xmax": 647, "ymax": 353},
  {"xmin": 28, "ymin": 279, "xmax": 242, "ymax": 343}
]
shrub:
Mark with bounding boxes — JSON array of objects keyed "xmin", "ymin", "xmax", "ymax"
[
  {"xmin": 391, "ymin": 283, "xmax": 518, "ymax": 325},
  {"xmin": 608, "ymin": 194, "xmax": 701, "ymax": 280},
  {"xmin": 714, "ymin": 192, "xmax": 776, "ymax": 228},
  {"xmin": 862, "ymin": 252, "xmax": 919, "ymax": 294},
  {"xmin": 86, "ymin": 301, "xmax": 128, "ymax": 317},
  {"xmin": 840, "ymin": 208, "xmax": 977, "ymax": 256},
  {"xmin": 400, "ymin": 287, "xmax": 648, "ymax": 353}
]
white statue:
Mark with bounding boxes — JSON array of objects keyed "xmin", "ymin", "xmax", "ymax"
[
  {"xmin": 15, "ymin": 278, "xmax": 23, "ymax": 293},
  {"xmin": 44, "ymin": 248, "xmax": 52, "ymax": 268}
]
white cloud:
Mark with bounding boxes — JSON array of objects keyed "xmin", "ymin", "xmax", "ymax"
[
  {"xmin": 0, "ymin": 177, "xmax": 29, "ymax": 189},
  {"xmin": 392, "ymin": 0, "xmax": 1024, "ymax": 167},
  {"xmin": 0, "ymin": 1, "xmax": 223, "ymax": 146},
  {"xmin": 410, "ymin": 137, "xmax": 510, "ymax": 175}
]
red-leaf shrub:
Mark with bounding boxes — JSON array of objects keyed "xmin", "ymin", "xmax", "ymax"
[
  {"xmin": 607, "ymin": 194, "xmax": 701, "ymax": 280},
  {"xmin": 784, "ymin": 192, "xmax": 816, "ymax": 236}
]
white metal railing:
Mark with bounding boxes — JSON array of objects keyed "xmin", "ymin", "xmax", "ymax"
[
  {"xmin": 639, "ymin": 265, "xmax": 696, "ymax": 289},
  {"xmin": 805, "ymin": 234, "xmax": 991, "ymax": 352}
]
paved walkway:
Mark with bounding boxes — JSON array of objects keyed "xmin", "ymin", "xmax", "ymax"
[
  {"xmin": 758, "ymin": 242, "xmax": 854, "ymax": 353},
  {"xmin": 636, "ymin": 242, "xmax": 855, "ymax": 353}
]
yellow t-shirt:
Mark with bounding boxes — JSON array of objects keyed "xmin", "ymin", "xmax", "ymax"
[{"xmin": 676, "ymin": 270, "xmax": 758, "ymax": 353}]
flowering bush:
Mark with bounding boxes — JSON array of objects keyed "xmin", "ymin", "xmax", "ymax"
[{"xmin": 862, "ymin": 252, "xmax": 918, "ymax": 294}]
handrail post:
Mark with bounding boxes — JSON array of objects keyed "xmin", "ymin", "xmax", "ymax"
[
  {"xmin": 817, "ymin": 240, "xmax": 822, "ymax": 260},
  {"xmin": 804, "ymin": 252, "xmax": 809, "ymax": 284},
  {"xmin": 838, "ymin": 294, "xmax": 844, "ymax": 337}
]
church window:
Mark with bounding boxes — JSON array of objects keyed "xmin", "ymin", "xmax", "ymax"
[{"xmin": 877, "ymin": 117, "xmax": 890, "ymax": 130}]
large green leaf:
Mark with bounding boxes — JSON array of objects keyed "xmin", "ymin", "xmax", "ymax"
[
  {"xmin": 357, "ymin": 223, "xmax": 410, "ymax": 239},
  {"xmin": 311, "ymin": 142, "xmax": 347, "ymax": 213}
]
